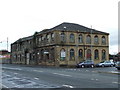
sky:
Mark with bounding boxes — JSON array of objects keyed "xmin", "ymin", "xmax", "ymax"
[{"xmin": 0, "ymin": 0, "xmax": 119, "ymax": 55}]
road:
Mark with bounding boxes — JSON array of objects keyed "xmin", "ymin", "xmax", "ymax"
[{"xmin": 1, "ymin": 64, "xmax": 120, "ymax": 89}]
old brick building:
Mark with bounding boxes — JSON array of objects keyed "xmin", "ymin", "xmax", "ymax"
[{"xmin": 11, "ymin": 22, "xmax": 109, "ymax": 67}]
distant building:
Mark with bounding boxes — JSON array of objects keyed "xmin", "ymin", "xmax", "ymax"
[
  {"xmin": 0, "ymin": 50, "xmax": 10, "ymax": 64},
  {"xmin": 113, "ymin": 52, "xmax": 120, "ymax": 62},
  {"xmin": 11, "ymin": 22, "xmax": 109, "ymax": 67}
]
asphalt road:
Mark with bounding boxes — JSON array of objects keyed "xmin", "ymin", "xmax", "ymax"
[{"xmin": 1, "ymin": 64, "xmax": 120, "ymax": 88}]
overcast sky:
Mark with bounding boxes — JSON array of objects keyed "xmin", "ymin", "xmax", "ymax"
[{"xmin": 0, "ymin": 0, "xmax": 119, "ymax": 54}]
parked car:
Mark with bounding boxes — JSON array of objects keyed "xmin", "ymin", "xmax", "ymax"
[
  {"xmin": 115, "ymin": 61, "xmax": 120, "ymax": 70},
  {"xmin": 95, "ymin": 61, "xmax": 115, "ymax": 67},
  {"xmin": 76, "ymin": 60, "xmax": 94, "ymax": 68}
]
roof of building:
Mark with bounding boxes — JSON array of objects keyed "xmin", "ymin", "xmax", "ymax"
[
  {"xmin": 12, "ymin": 35, "xmax": 33, "ymax": 44},
  {"xmin": 49, "ymin": 22, "xmax": 109, "ymax": 34}
]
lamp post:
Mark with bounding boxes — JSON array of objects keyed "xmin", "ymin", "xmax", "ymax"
[{"xmin": 84, "ymin": 46, "xmax": 87, "ymax": 60}]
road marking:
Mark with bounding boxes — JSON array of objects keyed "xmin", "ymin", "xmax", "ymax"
[
  {"xmin": 14, "ymin": 73, "xmax": 18, "ymax": 74},
  {"xmin": 91, "ymin": 78, "xmax": 98, "ymax": 81},
  {"xmin": 96, "ymin": 79, "xmax": 98, "ymax": 81},
  {"xmin": 62, "ymin": 85, "xmax": 74, "ymax": 88},
  {"xmin": 112, "ymin": 82, "xmax": 118, "ymax": 84},
  {"xmin": 33, "ymin": 70, "xmax": 43, "ymax": 72},
  {"xmin": 92, "ymin": 71, "xmax": 97, "ymax": 73},
  {"xmin": 53, "ymin": 73, "xmax": 72, "ymax": 77},
  {"xmin": 0, "ymin": 83, "xmax": 9, "ymax": 88},
  {"xmin": 2, "ymin": 67, "xmax": 22, "ymax": 70},
  {"xmin": 34, "ymin": 77, "xmax": 39, "ymax": 80}
]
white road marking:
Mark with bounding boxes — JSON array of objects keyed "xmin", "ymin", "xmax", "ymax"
[
  {"xmin": 0, "ymin": 83, "xmax": 9, "ymax": 88},
  {"xmin": 14, "ymin": 72, "xmax": 18, "ymax": 74},
  {"xmin": 33, "ymin": 70, "xmax": 43, "ymax": 72},
  {"xmin": 96, "ymin": 79, "xmax": 98, "ymax": 81},
  {"xmin": 6, "ymin": 75, "xmax": 10, "ymax": 77},
  {"xmin": 53, "ymin": 73, "xmax": 72, "ymax": 77},
  {"xmin": 91, "ymin": 78, "xmax": 98, "ymax": 81},
  {"xmin": 34, "ymin": 77, "xmax": 39, "ymax": 80},
  {"xmin": 62, "ymin": 85, "xmax": 74, "ymax": 88},
  {"xmin": 112, "ymin": 82, "xmax": 118, "ymax": 84},
  {"xmin": 2, "ymin": 67, "xmax": 22, "ymax": 70},
  {"xmin": 92, "ymin": 71, "xmax": 96, "ymax": 73}
]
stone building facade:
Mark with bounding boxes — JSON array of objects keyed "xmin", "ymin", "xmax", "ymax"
[{"xmin": 11, "ymin": 22, "xmax": 109, "ymax": 67}]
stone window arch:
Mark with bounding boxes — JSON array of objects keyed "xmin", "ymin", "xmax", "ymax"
[
  {"xmin": 70, "ymin": 34, "xmax": 75, "ymax": 43},
  {"xmin": 60, "ymin": 32, "xmax": 66, "ymax": 42},
  {"xmin": 78, "ymin": 49, "xmax": 83, "ymax": 58},
  {"xmin": 78, "ymin": 34, "xmax": 83, "ymax": 43},
  {"xmin": 86, "ymin": 49, "xmax": 91, "ymax": 59},
  {"xmin": 86, "ymin": 35, "xmax": 91, "ymax": 44},
  {"xmin": 94, "ymin": 49, "xmax": 99, "ymax": 59},
  {"xmin": 102, "ymin": 36, "xmax": 106, "ymax": 44},
  {"xmin": 60, "ymin": 48, "xmax": 66, "ymax": 60},
  {"xmin": 94, "ymin": 35, "xmax": 99, "ymax": 44},
  {"xmin": 102, "ymin": 49, "xmax": 106, "ymax": 60},
  {"xmin": 70, "ymin": 49, "xmax": 75, "ymax": 60}
]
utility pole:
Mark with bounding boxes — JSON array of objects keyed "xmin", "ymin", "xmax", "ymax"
[
  {"xmin": 91, "ymin": 26, "xmax": 93, "ymax": 60},
  {"xmin": 7, "ymin": 37, "xmax": 8, "ymax": 51}
]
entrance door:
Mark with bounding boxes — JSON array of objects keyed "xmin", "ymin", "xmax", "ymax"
[{"xmin": 26, "ymin": 53, "xmax": 30, "ymax": 65}]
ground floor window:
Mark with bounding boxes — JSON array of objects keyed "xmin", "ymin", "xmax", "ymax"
[
  {"xmin": 102, "ymin": 50, "xmax": 106, "ymax": 60},
  {"xmin": 79, "ymin": 49, "xmax": 83, "ymax": 58},
  {"xmin": 86, "ymin": 49, "xmax": 91, "ymax": 59},
  {"xmin": 70, "ymin": 49, "xmax": 75, "ymax": 60},
  {"xmin": 94, "ymin": 49, "xmax": 99, "ymax": 59},
  {"xmin": 60, "ymin": 48, "xmax": 66, "ymax": 60}
]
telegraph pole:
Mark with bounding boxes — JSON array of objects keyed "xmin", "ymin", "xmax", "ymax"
[
  {"xmin": 7, "ymin": 37, "xmax": 8, "ymax": 51},
  {"xmin": 91, "ymin": 26, "xmax": 93, "ymax": 60}
]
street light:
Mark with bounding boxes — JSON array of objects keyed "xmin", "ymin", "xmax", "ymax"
[{"xmin": 84, "ymin": 46, "xmax": 87, "ymax": 60}]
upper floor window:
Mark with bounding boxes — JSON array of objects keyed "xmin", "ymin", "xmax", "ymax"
[
  {"xmin": 102, "ymin": 36, "xmax": 106, "ymax": 44},
  {"xmin": 39, "ymin": 37, "xmax": 41, "ymax": 42},
  {"xmin": 94, "ymin": 35, "xmax": 99, "ymax": 44},
  {"xmin": 60, "ymin": 32, "xmax": 66, "ymax": 42},
  {"xmin": 86, "ymin": 35, "xmax": 91, "ymax": 44},
  {"xmin": 46, "ymin": 34, "xmax": 49, "ymax": 41},
  {"xmin": 51, "ymin": 33, "xmax": 54, "ymax": 40},
  {"xmin": 41, "ymin": 36, "xmax": 44, "ymax": 41},
  {"xmin": 78, "ymin": 34, "xmax": 83, "ymax": 43},
  {"xmin": 70, "ymin": 34, "xmax": 75, "ymax": 43}
]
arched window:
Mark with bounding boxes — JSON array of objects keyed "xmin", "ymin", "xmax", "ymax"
[
  {"xmin": 41, "ymin": 49, "xmax": 44, "ymax": 60},
  {"xmin": 102, "ymin": 36, "xmax": 106, "ymax": 44},
  {"xmin": 94, "ymin": 49, "xmax": 99, "ymax": 59},
  {"xmin": 60, "ymin": 32, "xmax": 66, "ymax": 42},
  {"xmin": 86, "ymin": 49, "xmax": 91, "ymax": 59},
  {"xmin": 78, "ymin": 34, "xmax": 83, "ymax": 43},
  {"xmin": 70, "ymin": 49, "xmax": 75, "ymax": 60},
  {"xmin": 94, "ymin": 36, "xmax": 99, "ymax": 44},
  {"xmin": 79, "ymin": 49, "xmax": 83, "ymax": 58},
  {"xmin": 60, "ymin": 49, "xmax": 66, "ymax": 60},
  {"xmin": 102, "ymin": 50, "xmax": 106, "ymax": 60},
  {"xmin": 86, "ymin": 35, "xmax": 91, "ymax": 44},
  {"xmin": 70, "ymin": 34, "xmax": 75, "ymax": 43},
  {"xmin": 46, "ymin": 34, "xmax": 50, "ymax": 42},
  {"xmin": 51, "ymin": 33, "xmax": 54, "ymax": 41}
]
